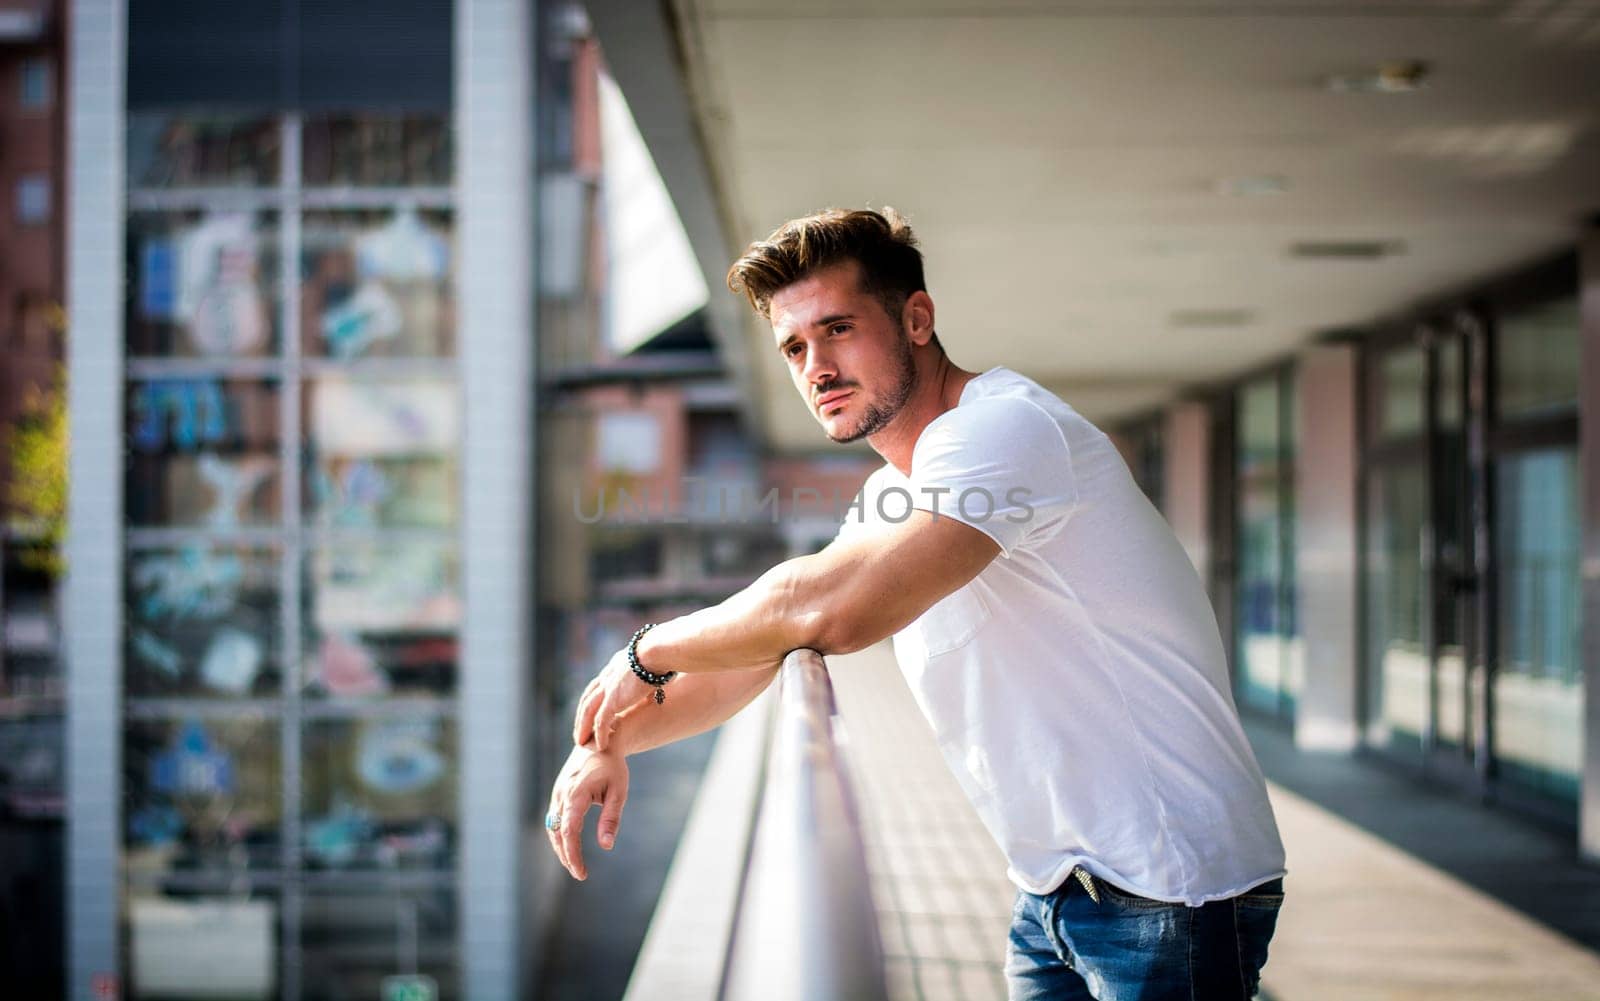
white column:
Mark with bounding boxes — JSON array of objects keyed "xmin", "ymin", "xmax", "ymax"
[
  {"xmin": 1295, "ymin": 344, "xmax": 1362, "ymax": 751},
  {"xmin": 456, "ymin": 0, "xmax": 537, "ymax": 996},
  {"xmin": 65, "ymin": 0, "xmax": 126, "ymax": 996}
]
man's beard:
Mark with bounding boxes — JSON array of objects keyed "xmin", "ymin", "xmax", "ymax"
[{"xmin": 825, "ymin": 334, "xmax": 917, "ymax": 444}]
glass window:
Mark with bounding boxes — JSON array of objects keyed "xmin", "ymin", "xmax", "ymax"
[
  {"xmin": 1376, "ymin": 345, "xmax": 1426, "ymax": 440},
  {"xmin": 303, "ymin": 375, "xmax": 459, "ymax": 529},
  {"xmin": 302, "ymin": 114, "xmax": 453, "ymax": 187},
  {"xmin": 1364, "ymin": 463, "xmax": 1428, "ymax": 752},
  {"xmin": 125, "ymin": 546, "xmax": 281, "ymax": 698},
  {"xmin": 301, "ymin": 717, "xmax": 456, "ymax": 870},
  {"xmin": 126, "ymin": 378, "xmax": 281, "ymax": 527},
  {"xmin": 16, "ymin": 175, "xmax": 50, "ymax": 225},
  {"xmin": 126, "ymin": 210, "xmax": 281, "ymax": 358},
  {"xmin": 1234, "ymin": 373, "xmax": 1300, "ymax": 717},
  {"xmin": 303, "ymin": 542, "xmax": 459, "ymax": 697},
  {"xmin": 1497, "ymin": 297, "xmax": 1579, "ymax": 421},
  {"xmin": 301, "ymin": 208, "xmax": 455, "ymax": 359},
  {"xmin": 1493, "ymin": 448, "xmax": 1581, "ymax": 802},
  {"xmin": 126, "ymin": 114, "xmax": 281, "ymax": 189},
  {"xmin": 596, "ymin": 411, "xmax": 661, "ymax": 475},
  {"xmin": 301, "ymin": 888, "xmax": 457, "ymax": 1001},
  {"xmin": 124, "ymin": 717, "xmax": 282, "ymax": 873},
  {"xmin": 20, "ymin": 58, "xmax": 51, "ymax": 109},
  {"xmin": 127, "ymin": 887, "xmax": 279, "ymax": 1001}
]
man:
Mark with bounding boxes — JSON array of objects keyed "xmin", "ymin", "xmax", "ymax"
[{"xmin": 546, "ymin": 208, "xmax": 1286, "ymax": 1000}]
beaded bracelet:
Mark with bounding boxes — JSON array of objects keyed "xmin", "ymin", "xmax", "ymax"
[{"xmin": 627, "ymin": 623, "xmax": 676, "ymax": 704}]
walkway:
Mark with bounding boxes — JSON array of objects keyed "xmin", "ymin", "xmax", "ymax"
[{"xmin": 823, "ymin": 642, "xmax": 1600, "ymax": 1001}]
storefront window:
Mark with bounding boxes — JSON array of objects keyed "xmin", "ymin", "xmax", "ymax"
[
  {"xmin": 125, "ymin": 545, "xmax": 282, "ymax": 698},
  {"xmin": 1234, "ymin": 371, "xmax": 1299, "ymax": 718},
  {"xmin": 1493, "ymin": 450, "xmax": 1582, "ymax": 800},
  {"xmin": 122, "ymin": 112, "xmax": 460, "ymax": 997},
  {"xmin": 1497, "ymin": 298, "xmax": 1579, "ymax": 421},
  {"xmin": 126, "ymin": 210, "xmax": 281, "ymax": 358},
  {"xmin": 1377, "ymin": 345, "xmax": 1426, "ymax": 440},
  {"xmin": 301, "ymin": 209, "xmax": 455, "ymax": 359}
]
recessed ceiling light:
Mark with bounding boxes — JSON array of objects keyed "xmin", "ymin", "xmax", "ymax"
[
  {"xmin": 1215, "ymin": 174, "xmax": 1290, "ymax": 197},
  {"xmin": 1289, "ymin": 240, "xmax": 1407, "ymax": 260},
  {"xmin": 1324, "ymin": 60, "xmax": 1430, "ymax": 94},
  {"xmin": 1170, "ymin": 309, "xmax": 1257, "ymax": 329}
]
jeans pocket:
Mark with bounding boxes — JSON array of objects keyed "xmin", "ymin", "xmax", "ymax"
[
  {"xmin": 1093, "ymin": 875, "xmax": 1177, "ymax": 911},
  {"xmin": 1234, "ymin": 887, "xmax": 1284, "ymax": 997}
]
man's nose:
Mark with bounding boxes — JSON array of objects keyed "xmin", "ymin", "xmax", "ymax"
[{"xmin": 802, "ymin": 346, "xmax": 837, "ymax": 387}]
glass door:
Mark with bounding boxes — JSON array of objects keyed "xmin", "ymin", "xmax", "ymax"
[{"xmin": 1362, "ymin": 323, "xmax": 1487, "ymax": 785}]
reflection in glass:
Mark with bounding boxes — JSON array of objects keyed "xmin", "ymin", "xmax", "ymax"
[
  {"xmin": 303, "ymin": 543, "xmax": 459, "ymax": 697},
  {"xmin": 301, "ymin": 208, "xmax": 454, "ymax": 359},
  {"xmin": 1377, "ymin": 346, "xmax": 1426, "ymax": 440},
  {"xmin": 303, "ymin": 376, "xmax": 459, "ymax": 529},
  {"xmin": 126, "ymin": 546, "xmax": 281, "ymax": 698},
  {"xmin": 301, "ymin": 717, "xmax": 456, "ymax": 870},
  {"xmin": 1494, "ymin": 449, "xmax": 1582, "ymax": 802},
  {"xmin": 301, "ymin": 888, "xmax": 457, "ymax": 1001},
  {"xmin": 124, "ymin": 717, "xmax": 281, "ymax": 874},
  {"xmin": 1497, "ymin": 298, "xmax": 1579, "ymax": 421},
  {"xmin": 302, "ymin": 114, "xmax": 453, "ymax": 187},
  {"xmin": 126, "ymin": 210, "xmax": 280, "ymax": 358},
  {"xmin": 1365, "ymin": 464, "xmax": 1427, "ymax": 751},
  {"xmin": 128, "ymin": 887, "xmax": 278, "ymax": 1001},
  {"xmin": 126, "ymin": 114, "xmax": 281, "ymax": 189}
]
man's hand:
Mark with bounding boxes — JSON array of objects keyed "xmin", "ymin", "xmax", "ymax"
[
  {"xmin": 544, "ymin": 742, "xmax": 629, "ymax": 881},
  {"xmin": 574, "ymin": 647, "xmax": 658, "ymax": 752}
]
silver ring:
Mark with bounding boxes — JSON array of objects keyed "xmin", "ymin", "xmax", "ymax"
[{"xmin": 545, "ymin": 811, "xmax": 561, "ymax": 831}]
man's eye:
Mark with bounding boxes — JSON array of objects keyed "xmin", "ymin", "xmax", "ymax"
[
  {"xmin": 786, "ymin": 345, "xmax": 803, "ymax": 358},
  {"xmin": 830, "ymin": 324, "xmax": 849, "ymax": 335}
]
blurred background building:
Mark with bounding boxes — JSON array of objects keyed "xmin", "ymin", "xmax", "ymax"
[{"xmin": 0, "ymin": 0, "xmax": 1594, "ymax": 999}]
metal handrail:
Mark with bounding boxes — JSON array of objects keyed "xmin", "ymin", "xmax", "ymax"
[{"xmin": 721, "ymin": 649, "xmax": 888, "ymax": 1001}]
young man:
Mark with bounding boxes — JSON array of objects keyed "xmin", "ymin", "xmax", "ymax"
[{"xmin": 545, "ymin": 208, "xmax": 1286, "ymax": 1000}]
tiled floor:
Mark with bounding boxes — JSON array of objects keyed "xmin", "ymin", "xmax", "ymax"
[
  {"xmin": 826, "ymin": 642, "xmax": 1600, "ymax": 1001},
  {"xmin": 829, "ymin": 645, "xmax": 1014, "ymax": 1001}
]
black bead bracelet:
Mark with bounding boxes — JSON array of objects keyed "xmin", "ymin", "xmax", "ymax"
[{"xmin": 627, "ymin": 623, "xmax": 676, "ymax": 704}]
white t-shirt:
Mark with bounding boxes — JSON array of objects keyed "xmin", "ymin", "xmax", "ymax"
[{"xmin": 835, "ymin": 366, "xmax": 1286, "ymax": 903}]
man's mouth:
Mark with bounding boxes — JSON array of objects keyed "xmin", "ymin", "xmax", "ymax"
[{"xmin": 815, "ymin": 389, "xmax": 853, "ymax": 413}]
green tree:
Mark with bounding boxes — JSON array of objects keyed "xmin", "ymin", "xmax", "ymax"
[{"xmin": 6, "ymin": 366, "xmax": 67, "ymax": 577}]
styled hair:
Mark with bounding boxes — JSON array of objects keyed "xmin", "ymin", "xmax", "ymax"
[{"xmin": 726, "ymin": 207, "xmax": 927, "ymax": 322}]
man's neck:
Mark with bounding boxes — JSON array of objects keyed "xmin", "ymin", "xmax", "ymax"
[{"xmin": 871, "ymin": 354, "xmax": 979, "ymax": 476}]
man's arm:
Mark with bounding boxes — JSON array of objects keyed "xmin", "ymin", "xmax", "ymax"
[
  {"xmin": 576, "ymin": 659, "xmax": 779, "ymax": 755},
  {"xmin": 579, "ymin": 511, "xmax": 999, "ymax": 748}
]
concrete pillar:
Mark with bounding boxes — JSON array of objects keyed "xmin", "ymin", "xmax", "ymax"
[
  {"xmin": 65, "ymin": 1, "xmax": 126, "ymax": 997},
  {"xmin": 1580, "ymin": 227, "xmax": 1600, "ymax": 863},
  {"xmin": 457, "ymin": 0, "xmax": 537, "ymax": 995},
  {"xmin": 1294, "ymin": 344, "xmax": 1362, "ymax": 752},
  {"xmin": 1164, "ymin": 401, "xmax": 1211, "ymax": 577}
]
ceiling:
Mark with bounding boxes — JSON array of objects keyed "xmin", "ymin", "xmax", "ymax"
[{"xmin": 603, "ymin": 0, "xmax": 1600, "ymax": 452}]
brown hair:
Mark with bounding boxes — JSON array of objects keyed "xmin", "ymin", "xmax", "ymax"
[{"xmin": 726, "ymin": 207, "xmax": 927, "ymax": 322}]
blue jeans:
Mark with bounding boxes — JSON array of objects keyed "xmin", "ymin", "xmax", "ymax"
[{"xmin": 1005, "ymin": 868, "xmax": 1284, "ymax": 1000}]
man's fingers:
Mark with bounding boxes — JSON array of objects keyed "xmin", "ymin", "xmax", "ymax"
[
  {"xmin": 576, "ymin": 684, "xmax": 601, "ymax": 748},
  {"xmin": 597, "ymin": 774, "xmax": 629, "ymax": 851},
  {"xmin": 545, "ymin": 796, "xmax": 570, "ymax": 875},
  {"xmin": 593, "ymin": 688, "xmax": 616, "ymax": 753},
  {"xmin": 561, "ymin": 798, "xmax": 591, "ymax": 880},
  {"xmin": 572, "ymin": 677, "xmax": 601, "ymax": 741}
]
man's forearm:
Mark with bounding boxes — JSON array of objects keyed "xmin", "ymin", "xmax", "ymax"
[
  {"xmin": 609, "ymin": 665, "xmax": 778, "ymax": 756},
  {"xmin": 634, "ymin": 558, "xmax": 833, "ymax": 676}
]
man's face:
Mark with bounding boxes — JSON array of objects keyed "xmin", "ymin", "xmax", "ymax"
[{"xmin": 769, "ymin": 261, "xmax": 917, "ymax": 444}]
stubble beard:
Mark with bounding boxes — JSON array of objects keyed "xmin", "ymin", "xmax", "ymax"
[{"xmin": 826, "ymin": 334, "xmax": 917, "ymax": 444}]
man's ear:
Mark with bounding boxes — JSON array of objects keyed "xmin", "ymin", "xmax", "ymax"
[{"xmin": 903, "ymin": 290, "xmax": 936, "ymax": 348}]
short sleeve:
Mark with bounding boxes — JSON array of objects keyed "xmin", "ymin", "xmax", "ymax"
[{"xmin": 905, "ymin": 398, "xmax": 1079, "ymax": 556}]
